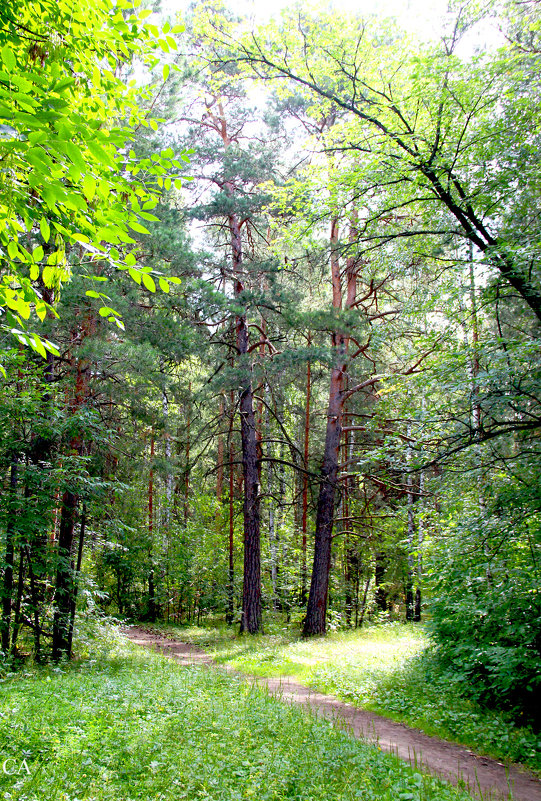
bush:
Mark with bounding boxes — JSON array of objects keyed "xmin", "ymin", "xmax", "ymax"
[{"xmin": 428, "ymin": 519, "xmax": 541, "ymax": 725}]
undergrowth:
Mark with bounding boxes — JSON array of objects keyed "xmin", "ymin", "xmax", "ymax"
[
  {"xmin": 0, "ymin": 629, "xmax": 477, "ymax": 801},
  {"xmin": 159, "ymin": 619, "xmax": 541, "ymax": 773}
]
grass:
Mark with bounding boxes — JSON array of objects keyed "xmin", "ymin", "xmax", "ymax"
[
  {"xmin": 0, "ymin": 626, "xmax": 479, "ymax": 801},
  {"xmin": 158, "ymin": 619, "xmax": 541, "ymax": 773}
]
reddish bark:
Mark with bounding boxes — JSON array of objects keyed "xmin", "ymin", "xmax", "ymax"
[
  {"xmin": 52, "ymin": 316, "xmax": 94, "ymax": 660},
  {"xmin": 301, "ymin": 351, "xmax": 311, "ymax": 605},
  {"xmin": 304, "ymin": 213, "xmax": 362, "ymax": 636},
  {"xmin": 227, "ymin": 391, "xmax": 235, "ymax": 625},
  {"xmin": 207, "ymin": 99, "xmax": 261, "ymax": 633}
]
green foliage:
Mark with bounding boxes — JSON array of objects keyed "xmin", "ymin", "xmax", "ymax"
[
  {"xmin": 428, "ymin": 486, "xmax": 541, "ymax": 722},
  {"xmin": 0, "ymin": 0, "xmax": 188, "ymax": 361},
  {"xmin": 0, "ymin": 630, "xmax": 477, "ymax": 800}
]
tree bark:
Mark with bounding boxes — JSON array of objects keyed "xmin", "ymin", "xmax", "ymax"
[
  {"xmin": 304, "ymin": 218, "xmax": 346, "ymax": 635},
  {"xmin": 67, "ymin": 502, "xmax": 86, "ymax": 654},
  {"xmin": 405, "ymin": 429, "xmax": 415, "ymax": 621},
  {"xmin": 10, "ymin": 547, "xmax": 25, "ymax": 655},
  {"xmin": 304, "ymin": 213, "xmax": 360, "ymax": 636},
  {"xmin": 227, "ymin": 211, "xmax": 261, "ymax": 634},
  {"xmin": 237, "ymin": 309, "xmax": 262, "ymax": 633},
  {"xmin": 52, "ymin": 489, "xmax": 78, "ymax": 660},
  {"xmin": 301, "ymin": 353, "xmax": 311, "ymax": 606},
  {"xmin": 266, "ymin": 386, "xmax": 278, "ymax": 609},
  {"xmin": 202, "ymin": 99, "xmax": 262, "ymax": 633},
  {"xmin": 227, "ymin": 399, "xmax": 235, "ymax": 625},
  {"xmin": 1, "ymin": 458, "xmax": 18, "ymax": 653},
  {"xmin": 374, "ymin": 550, "xmax": 388, "ymax": 612},
  {"xmin": 148, "ymin": 431, "xmax": 157, "ymax": 622}
]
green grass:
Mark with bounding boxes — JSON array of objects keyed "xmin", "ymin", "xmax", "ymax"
[
  {"xmin": 159, "ymin": 619, "xmax": 541, "ymax": 773},
  {"xmin": 0, "ymin": 627, "xmax": 479, "ymax": 801}
]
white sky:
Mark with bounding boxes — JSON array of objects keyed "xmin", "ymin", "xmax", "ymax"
[{"xmin": 163, "ymin": 0, "xmax": 503, "ymax": 52}]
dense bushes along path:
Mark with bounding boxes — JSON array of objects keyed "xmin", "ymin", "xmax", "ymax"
[{"xmin": 126, "ymin": 626, "xmax": 541, "ymax": 801}]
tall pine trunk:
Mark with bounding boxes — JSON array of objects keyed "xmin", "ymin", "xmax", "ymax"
[
  {"xmin": 304, "ymin": 213, "xmax": 363, "ymax": 635},
  {"xmin": 1, "ymin": 458, "xmax": 18, "ymax": 653},
  {"xmin": 304, "ymin": 219, "xmax": 345, "ymax": 635},
  {"xmin": 227, "ymin": 211, "xmax": 261, "ymax": 634},
  {"xmin": 52, "ymin": 489, "xmax": 78, "ymax": 660},
  {"xmin": 301, "ymin": 354, "xmax": 311, "ymax": 605},
  {"xmin": 227, "ymin": 395, "xmax": 235, "ymax": 625}
]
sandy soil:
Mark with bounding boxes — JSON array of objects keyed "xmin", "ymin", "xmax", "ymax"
[{"xmin": 125, "ymin": 625, "xmax": 541, "ymax": 801}]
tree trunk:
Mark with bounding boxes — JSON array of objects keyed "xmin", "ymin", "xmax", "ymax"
[
  {"xmin": 303, "ymin": 366, "xmax": 343, "ymax": 634},
  {"xmin": 228, "ymin": 212, "xmax": 262, "ymax": 635},
  {"xmin": 227, "ymin": 394, "xmax": 235, "ymax": 625},
  {"xmin": 266, "ymin": 387, "xmax": 278, "ymax": 609},
  {"xmin": 405, "ymin": 430, "xmax": 415, "ymax": 622},
  {"xmin": 67, "ymin": 502, "xmax": 86, "ymax": 654},
  {"xmin": 204, "ymin": 100, "xmax": 261, "ymax": 633},
  {"xmin": 238, "ymin": 353, "xmax": 261, "ymax": 633},
  {"xmin": 10, "ymin": 548, "xmax": 25, "ymax": 655},
  {"xmin": 343, "ymin": 412, "xmax": 357, "ymax": 627},
  {"xmin": 374, "ymin": 550, "xmax": 388, "ymax": 612},
  {"xmin": 52, "ymin": 300, "xmax": 94, "ymax": 659},
  {"xmin": 301, "ymin": 354, "xmax": 311, "ymax": 606},
  {"xmin": 304, "ymin": 219, "xmax": 343, "ymax": 635},
  {"xmin": 185, "ymin": 389, "xmax": 191, "ymax": 524},
  {"xmin": 52, "ymin": 489, "xmax": 78, "ymax": 660},
  {"xmin": 304, "ymin": 214, "xmax": 359, "ymax": 636},
  {"xmin": 1, "ymin": 458, "xmax": 18, "ymax": 653},
  {"xmin": 414, "ymin": 466, "xmax": 424, "ymax": 622},
  {"xmin": 148, "ymin": 431, "xmax": 157, "ymax": 622}
]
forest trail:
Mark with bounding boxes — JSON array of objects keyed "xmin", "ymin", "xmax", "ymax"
[{"xmin": 126, "ymin": 626, "xmax": 541, "ymax": 801}]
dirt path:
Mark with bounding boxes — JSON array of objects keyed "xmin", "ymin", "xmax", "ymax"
[{"xmin": 125, "ymin": 625, "xmax": 541, "ymax": 801}]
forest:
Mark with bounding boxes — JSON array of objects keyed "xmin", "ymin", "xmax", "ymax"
[{"xmin": 0, "ymin": 0, "xmax": 540, "ymax": 797}]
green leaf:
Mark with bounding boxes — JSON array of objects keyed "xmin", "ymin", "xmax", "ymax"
[
  {"xmin": 163, "ymin": 63, "xmax": 170, "ymax": 81},
  {"xmin": 159, "ymin": 278, "xmax": 170, "ymax": 293},
  {"xmin": 42, "ymin": 265, "xmax": 55, "ymax": 287},
  {"xmin": 64, "ymin": 141, "xmax": 87, "ymax": 172},
  {"xmin": 87, "ymin": 140, "xmax": 115, "ymax": 168},
  {"xmin": 83, "ymin": 174, "xmax": 96, "ymax": 201},
  {"xmin": 35, "ymin": 300, "xmax": 47, "ymax": 321},
  {"xmin": 1, "ymin": 45, "xmax": 16, "ymax": 72},
  {"xmin": 32, "ymin": 334, "xmax": 47, "ymax": 359},
  {"xmin": 43, "ymin": 338, "xmax": 60, "ymax": 356},
  {"xmin": 32, "ymin": 245, "xmax": 44, "ymax": 262},
  {"xmin": 40, "ymin": 217, "xmax": 51, "ymax": 243},
  {"xmin": 142, "ymin": 273, "xmax": 156, "ymax": 292},
  {"xmin": 129, "ymin": 221, "xmax": 151, "ymax": 235}
]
